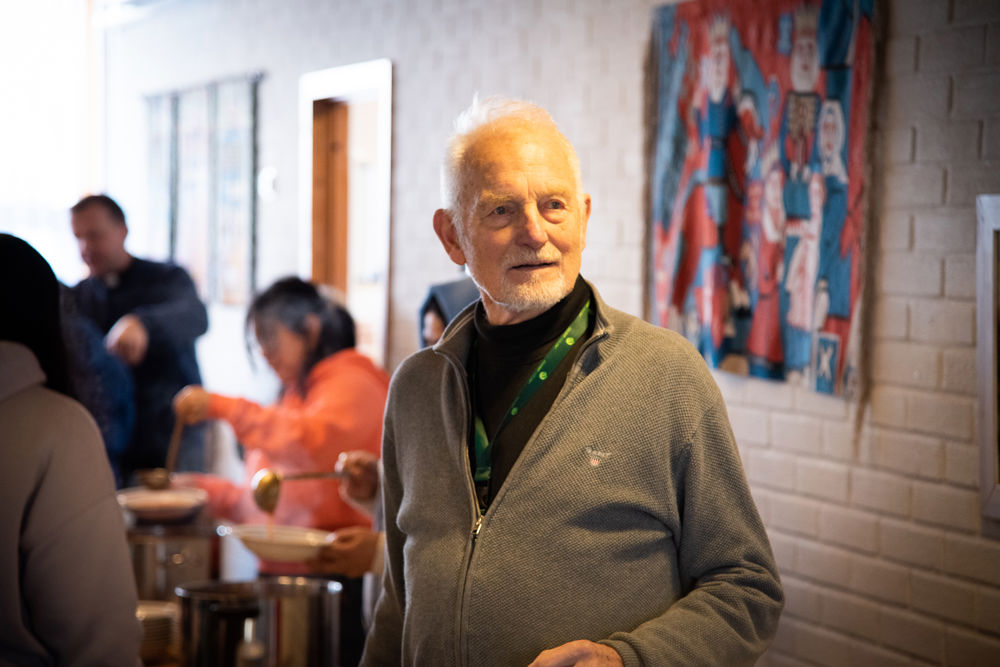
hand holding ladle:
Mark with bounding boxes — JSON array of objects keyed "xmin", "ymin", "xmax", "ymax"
[{"xmin": 250, "ymin": 468, "xmax": 347, "ymax": 514}]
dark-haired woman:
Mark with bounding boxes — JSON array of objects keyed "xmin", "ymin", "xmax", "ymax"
[
  {"xmin": 173, "ymin": 277, "xmax": 388, "ymax": 552},
  {"xmin": 173, "ymin": 277, "xmax": 388, "ymax": 666},
  {"xmin": 0, "ymin": 234, "xmax": 141, "ymax": 665}
]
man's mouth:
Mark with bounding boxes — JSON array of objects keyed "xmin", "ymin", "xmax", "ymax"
[{"xmin": 509, "ymin": 261, "xmax": 557, "ymax": 272}]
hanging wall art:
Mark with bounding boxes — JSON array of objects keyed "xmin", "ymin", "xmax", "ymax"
[{"xmin": 648, "ymin": 0, "xmax": 875, "ymax": 396}]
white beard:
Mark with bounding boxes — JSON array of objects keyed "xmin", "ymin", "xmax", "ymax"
[
  {"xmin": 478, "ymin": 276, "xmax": 571, "ymax": 315},
  {"xmin": 469, "ymin": 245, "xmax": 573, "ymax": 316}
]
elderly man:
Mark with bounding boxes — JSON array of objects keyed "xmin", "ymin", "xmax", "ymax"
[
  {"xmin": 70, "ymin": 194, "xmax": 208, "ymax": 485},
  {"xmin": 362, "ymin": 97, "xmax": 783, "ymax": 667}
]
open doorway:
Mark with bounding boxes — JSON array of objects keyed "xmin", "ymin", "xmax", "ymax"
[
  {"xmin": 298, "ymin": 59, "xmax": 392, "ymax": 367},
  {"xmin": 311, "ymin": 98, "xmax": 349, "ymax": 295}
]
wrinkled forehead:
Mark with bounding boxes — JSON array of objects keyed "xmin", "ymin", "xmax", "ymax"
[{"xmin": 460, "ymin": 121, "xmax": 579, "ymax": 192}]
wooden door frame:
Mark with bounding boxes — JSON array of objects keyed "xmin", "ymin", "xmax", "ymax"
[{"xmin": 298, "ymin": 59, "xmax": 392, "ymax": 365}]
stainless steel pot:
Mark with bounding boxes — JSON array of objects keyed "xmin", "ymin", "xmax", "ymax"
[
  {"xmin": 175, "ymin": 577, "xmax": 342, "ymax": 667},
  {"xmin": 128, "ymin": 526, "xmax": 215, "ymax": 601}
]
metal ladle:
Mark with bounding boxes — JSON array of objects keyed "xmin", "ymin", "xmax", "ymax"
[
  {"xmin": 139, "ymin": 419, "xmax": 184, "ymax": 490},
  {"xmin": 251, "ymin": 468, "xmax": 347, "ymax": 514}
]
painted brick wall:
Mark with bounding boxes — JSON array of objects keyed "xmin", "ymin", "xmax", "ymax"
[{"xmin": 102, "ymin": 0, "xmax": 1000, "ymax": 663}]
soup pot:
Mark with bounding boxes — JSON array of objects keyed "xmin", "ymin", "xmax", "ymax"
[
  {"xmin": 127, "ymin": 521, "xmax": 218, "ymax": 601},
  {"xmin": 175, "ymin": 577, "xmax": 341, "ymax": 667}
]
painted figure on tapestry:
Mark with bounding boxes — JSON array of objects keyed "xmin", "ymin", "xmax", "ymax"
[
  {"xmin": 649, "ymin": 0, "xmax": 875, "ymax": 396},
  {"xmin": 745, "ymin": 148, "xmax": 787, "ymax": 376},
  {"xmin": 782, "ymin": 172, "xmax": 825, "ymax": 384},
  {"xmin": 780, "ymin": 5, "xmax": 822, "ymax": 221}
]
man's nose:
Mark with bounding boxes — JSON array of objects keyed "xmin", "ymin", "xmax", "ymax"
[{"xmin": 517, "ymin": 206, "xmax": 548, "ymax": 247}]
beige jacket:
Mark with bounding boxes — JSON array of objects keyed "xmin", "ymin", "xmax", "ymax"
[{"xmin": 0, "ymin": 341, "xmax": 141, "ymax": 666}]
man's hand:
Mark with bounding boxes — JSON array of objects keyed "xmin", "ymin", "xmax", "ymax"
[
  {"xmin": 105, "ymin": 314, "xmax": 149, "ymax": 365},
  {"xmin": 307, "ymin": 526, "xmax": 378, "ymax": 578},
  {"xmin": 173, "ymin": 385, "xmax": 210, "ymax": 424},
  {"xmin": 335, "ymin": 450, "xmax": 380, "ymax": 502},
  {"xmin": 527, "ymin": 640, "xmax": 623, "ymax": 667}
]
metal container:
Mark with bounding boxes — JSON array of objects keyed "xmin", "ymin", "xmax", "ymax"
[
  {"xmin": 128, "ymin": 524, "xmax": 216, "ymax": 601},
  {"xmin": 175, "ymin": 577, "xmax": 341, "ymax": 667}
]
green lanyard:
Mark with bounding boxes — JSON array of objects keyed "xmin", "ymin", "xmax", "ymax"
[{"xmin": 473, "ymin": 300, "xmax": 591, "ymax": 496}]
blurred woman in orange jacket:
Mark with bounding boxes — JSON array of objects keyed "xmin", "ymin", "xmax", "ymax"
[
  {"xmin": 173, "ymin": 277, "xmax": 389, "ymax": 666},
  {"xmin": 174, "ymin": 277, "xmax": 388, "ymax": 550}
]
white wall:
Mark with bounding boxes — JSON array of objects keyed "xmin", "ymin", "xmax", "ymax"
[
  {"xmin": 101, "ymin": 0, "xmax": 1000, "ymax": 663},
  {"xmin": 0, "ymin": 0, "xmax": 95, "ymax": 284},
  {"xmin": 102, "ymin": 0, "xmax": 657, "ymax": 371}
]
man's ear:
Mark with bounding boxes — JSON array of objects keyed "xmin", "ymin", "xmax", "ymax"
[
  {"xmin": 581, "ymin": 193, "xmax": 591, "ymax": 249},
  {"xmin": 433, "ymin": 209, "xmax": 468, "ymax": 266}
]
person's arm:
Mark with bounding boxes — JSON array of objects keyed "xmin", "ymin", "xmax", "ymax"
[
  {"xmin": 307, "ymin": 452, "xmax": 384, "ymax": 577},
  {"xmin": 336, "ymin": 450, "xmax": 381, "ymax": 517},
  {"xmin": 595, "ymin": 397, "xmax": 783, "ymax": 666},
  {"xmin": 20, "ymin": 401, "xmax": 142, "ymax": 666},
  {"xmin": 307, "ymin": 526, "xmax": 382, "ymax": 578},
  {"xmin": 130, "ymin": 264, "xmax": 208, "ymax": 346},
  {"xmin": 208, "ymin": 370, "xmax": 383, "ymax": 467}
]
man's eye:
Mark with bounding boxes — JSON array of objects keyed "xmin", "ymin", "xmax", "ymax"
[
  {"xmin": 492, "ymin": 205, "xmax": 509, "ymax": 215},
  {"xmin": 546, "ymin": 200, "xmax": 566, "ymax": 210}
]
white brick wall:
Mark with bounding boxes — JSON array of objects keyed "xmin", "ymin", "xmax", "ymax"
[
  {"xmin": 880, "ymin": 516, "xmax": 944, "ymax": 569},
  {"xmin": 98, "ymin": 0, "xmax": 1000, "ymax": 663},
  {"xmin": 909, "ymin": 298, "xmax": 975, "ymax": 345},
  {"xmin": 945, "ymin": 254, "xmax": 977, "ymax": 298},
  {"xmin": 879, "ymin": 251, "xmax": 945, "ymax": 295}
]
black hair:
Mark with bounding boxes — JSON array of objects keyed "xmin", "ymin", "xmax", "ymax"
[
  {"xmin": 245, "ymin": 277, "xmax": 356, "ymax": 390},
  {"xmin": 0, "ymin": 234, "xmax": 73, "ymax": 397},
  {"xmin": 70, "ymin": 194, "xmax": 127, "ymax": 225}
]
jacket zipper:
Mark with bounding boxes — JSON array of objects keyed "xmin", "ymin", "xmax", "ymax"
[
  {"xmin": 441, "ymin": 351, "xmax": 482, "ymax": 666},
  {"xmin": 441, "ymin": 320, "xmax": 607, "ymax": 665},
  {"xmin": 472, "ymin": 513, "xmax": 483, "ymax": 542}
]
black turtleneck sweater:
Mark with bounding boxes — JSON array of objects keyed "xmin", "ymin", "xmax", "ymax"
[{"xmin": 469, "ymin": 276, "xmax": 594, "ymax": 507}]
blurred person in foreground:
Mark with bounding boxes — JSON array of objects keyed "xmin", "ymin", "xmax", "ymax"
[
  {"xmin": 69, "ymin": 194, "xmax": 208, "ymax": 485},
  {"xmin": 0, "ymin": 233, "xmax": 141, "ymax": 666},
  {"xmin": 173, "ymin": 276, "xmax": 390, "ymax": 666},
  {"xmin": 361, "ymin": 96, "xmax": 784, "ymax": 667}
]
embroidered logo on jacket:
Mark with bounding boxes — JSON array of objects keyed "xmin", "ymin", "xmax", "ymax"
[{"xmin": 584, "ymin": 446, "xmax": 612, "ymax": 467}]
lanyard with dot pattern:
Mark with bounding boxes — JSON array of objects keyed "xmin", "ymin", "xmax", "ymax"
[{"xmin": 472, "ymin": 300, "xmax": 591, "ymax": 498}]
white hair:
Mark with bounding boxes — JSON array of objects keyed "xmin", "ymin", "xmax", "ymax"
[{"xmin": 439, "ymin": 94, "xmax": 583, "ymax": 226}]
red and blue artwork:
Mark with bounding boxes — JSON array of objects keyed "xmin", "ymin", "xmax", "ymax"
[{"xmin": 648, "ymin": 0, "xmax": 874, "ymax": 396}]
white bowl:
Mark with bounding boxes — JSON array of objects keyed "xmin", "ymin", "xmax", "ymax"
[
  {"xmin": 230, "ymin": 525, "xmax": 333, "ymax": 563},
  {"xmin": 230, "ymin": 524, "xmax": 334, "ymax": 563},
  {"xmin": 117, "ymin": 486, "xmax": 208, "ymax": 522}
]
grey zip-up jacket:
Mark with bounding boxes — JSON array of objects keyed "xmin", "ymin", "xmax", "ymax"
[{"xmin": 362, "ymin": 283, "xmax": 783, "ymax": 666}]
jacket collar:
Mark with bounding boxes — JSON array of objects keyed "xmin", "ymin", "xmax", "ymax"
[{"xmin": 432, "ymin": 277, "xmax": 617, "ymax": 370}]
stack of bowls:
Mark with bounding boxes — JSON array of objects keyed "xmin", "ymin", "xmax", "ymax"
[{"xmin": 136, "ymin": 600, "xmax": 178, "ymax": 663}]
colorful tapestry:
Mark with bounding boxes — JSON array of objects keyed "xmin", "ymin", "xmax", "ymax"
[{"xmin": 648, "ymin": 0, "xmax": 874, "ymax": 397}]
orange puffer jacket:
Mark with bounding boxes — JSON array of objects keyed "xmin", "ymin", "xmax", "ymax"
[{"xmin": 198, "ymin": 348, "xmax": 389, "ymax": 569}]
